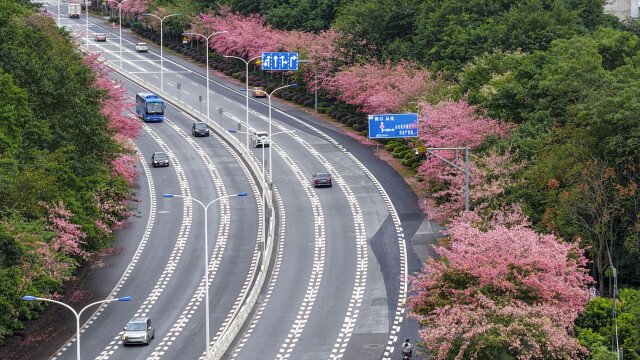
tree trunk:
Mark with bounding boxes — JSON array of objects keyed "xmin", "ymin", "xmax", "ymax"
[{"xmin": 597, "ymin": 240, "xmax": 605, "ymax": 296}]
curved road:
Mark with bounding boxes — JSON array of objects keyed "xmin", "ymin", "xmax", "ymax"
[{"xmin": 41, "ymin": 5, "xmax": 435, "ymax": 360}]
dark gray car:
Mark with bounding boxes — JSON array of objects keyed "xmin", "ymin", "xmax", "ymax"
[
  {"xmin": 151, "ymin": 151, "xmax": 169, "ymax": 167},
  {"xmin": 192, "ymin": 122, "xmax": 210, "ymax": 137},
  {"xmin": 122, "ymin": 317, "xmax": 154, "ymax": 345},
  {"xmin": 312, "ymin": 172, "xmax": 332, "ymax": 187}
]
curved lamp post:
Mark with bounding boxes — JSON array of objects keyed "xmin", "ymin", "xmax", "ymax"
[
  {"xmin": 223, "ymin": 55, "xmax": 261, "ymax": 150},
  {"xmin": 162, "ymin": 192, "xmax": 247, "ymax": 359},
  {"xmin": 109, "ymin": 0, "xmax": 129, "ymax": 68},
  {"xmin": 185, "ymin": 31, "xmax": 228, "ymax": 124},
  {"xmin": 254, "ymin": 84, "xmax": 297, "ymax": 181},
  {"xmin": 85, "ymin": 0, "xmax": 89, "ymax": 50},
  {"xmin": 23, "ymin": 295, "xmax": 132, "ymax": 360},
  {"xmin": 141, "ymin": 12, "xmax": 181, "ymax": 92}
]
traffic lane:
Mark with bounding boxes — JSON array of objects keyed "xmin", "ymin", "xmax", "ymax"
[
  {"xmin": 279, "ymin": 132, "xmax": 373, "ymax": 358},
  {"xmin": 149, "ymin": 114, "xmax": 261, "ymax": 360},
  {"xmin": 230, "ymin": 142, "xmax": 328, "ymax": 359},
  {"xmin": 301, "ymin": 139, "xmax": 395, "ymax": 343},
  {"xmin": 49, "ymin": 127, "xmax": 187, "ymax": 360},
  {"xmin": 261, "ymin": 111, "xmax": 416, "ymax": 355},
  {"xmin": 44, "ymin": 140, "xmax": 155, "ymax": 360},
  {"xmin": 284, "ymin": 107, "xmax": 428, "ymax": 348},
  {"xmin": 77, "ymin": 87, "xmax": 215, "ymax": 359}
]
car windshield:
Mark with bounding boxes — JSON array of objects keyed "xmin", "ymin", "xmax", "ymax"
[
  {"xmin": 194, "ymin": 123, "xmax": 207, "ymax": 130},
  {"xmin": 316, "ymin": 173, "xmax": 330, "ymax": 178},
  {"xmin": 147, "ymin": 102, "xmax": 164, "ymax": 114},
  {"xmin": 126, "ymin": 322, "xmax": 146, "ymax": 331},
  {"xmin": 154, "ymin": 153, "xmax": 167, "ymax": 160}
]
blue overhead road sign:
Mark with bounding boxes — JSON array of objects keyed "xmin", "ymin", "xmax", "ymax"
[
  {"xmin": 368, "ymin": 113, "xmax": 419, "ymax": 139},
  {"xmin": 261, "ymin": 52, "xmax": 298, "ymax": 70}
]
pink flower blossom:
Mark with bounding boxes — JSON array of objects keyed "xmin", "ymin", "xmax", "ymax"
[{"xmin": 407, "ymin": 208, "xmax": 592, "ymax": 359}]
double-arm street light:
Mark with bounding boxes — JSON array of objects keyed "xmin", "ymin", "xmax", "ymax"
[
  {"xmin": 255, "ymin": 84, "xmax": 297, "ymax": 180},
  {"xmin": 223, "ymin": 55, "xmax": 261, "ymax": 150},
  {"xmin": 141, "ymin": 12, "xmax": 181, "ymax": 92},
  {"xmin": 162, "ymin": 192, "xmax": 247, "ymax": 359},
  {"xmin": 22, "ymin": 295, "xmax": 132, "ymax": 360},
  {"xmin": 85, "ymin": 0, "xmax": 89, "ymax": 50},
  {"xmin": 185, "ymin": 31, "xmax": 228, "ymax": 124},
  {"xmin": 109, "ymin": 0, "xmax": 130, "ymax": 68}
]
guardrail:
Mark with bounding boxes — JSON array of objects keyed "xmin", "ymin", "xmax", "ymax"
[{"xmin": 107, "ymin": 63, "xmax": 276, "ymax": 359}]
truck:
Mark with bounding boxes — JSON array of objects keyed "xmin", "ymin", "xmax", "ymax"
[
  {"xmin": 251, "ymin": 131, "xmax": 270, "ymax": 148},
  {"xmin": 68, "ymin": 3, "xmax": 81, "ymax": 18}
]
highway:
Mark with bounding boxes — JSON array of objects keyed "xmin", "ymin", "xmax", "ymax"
[{"xmin": 41, "ymin": 4, "xmax": 433, "ymax": 360}]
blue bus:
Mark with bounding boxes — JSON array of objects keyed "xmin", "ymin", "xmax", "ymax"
[{"xmin": 135, "ymin": 93, "xmax": 166, "ymax": 122}]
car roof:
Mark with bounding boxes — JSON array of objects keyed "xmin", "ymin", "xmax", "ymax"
[
  {"xmin": 153, "ymin": 151, "xmax": 167, "ymax": 156},
  {"xmin": 128, "ymin": 317, "xmax": 148, "ymax": 323},
  {"xmin": 314, "ymin": 173, "xmax": 330, "ymax": 177},
  {"xmin": 137, "ymin": 42, "xmax": 147, "ymax": 45}
]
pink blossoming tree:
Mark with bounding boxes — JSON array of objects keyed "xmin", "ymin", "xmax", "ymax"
[
  {"xmin": 112, "ymin": 0, "xmax": 149, "ymax": 16},
  {"xmin": 407, "ymin": 210, "xmax": 593, "ymax": 359},
  {"xmin": 415, "ymin": 100, "xmax": 515, "ymax": 221},
  {"xmin": 322, "ymin": 60, "xmax": 437, "ymax": 114},
  {"xmin": 83, "ymin": 53, "xmax": 139, "ymax": 231},
  {"xmin": 43, "ymin": 201, "xmax": 88, "ymax": 260}
]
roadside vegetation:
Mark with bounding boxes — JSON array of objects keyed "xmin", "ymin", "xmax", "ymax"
[{"xmin": 0, "ymin": 0, "xmax": 139, "ymax": 345}]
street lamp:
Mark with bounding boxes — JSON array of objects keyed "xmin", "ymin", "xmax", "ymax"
[
  {"xmin": 162, "ymin": 192, "xmax": 247, "ymax": 359},
  {"xmin": 141, "ymin": 12, "xmax": 181, "ymax": 92},
  {"xmin": 85, "ymin": 0, "xmax": 89, "ymax": 50},
  {"xmin": 223, "ymin": 55, "xmax": 261, "ymax": 150},
  {"xmin": 22, "ymin": 295, "xmax": 132, "ymax": 360},
  {"xmin": 185, "ymin": 31, "xmax": 228, "ymax": 124},
  {"xmin": 254, "ymin": 84, "xmax": 297, "ymax": 181},
  {"xmin": 109, "ymin": 0, "xmax": 130, "ymax": 68},
  {"xmin": 228, "ymin": 129, "xmax": 268, "ymax": 223}
]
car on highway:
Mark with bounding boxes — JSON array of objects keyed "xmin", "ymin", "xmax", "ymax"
[
  {"xmin": 312, "ymin": 172, "xmax": 332, "ymax": 188},
  {"xmin": 94, "ymin": 33, "xmax": 107, "ymax": 42},
  {"xmin": 252, "ymin": 86, "xmax": 266, "ymax": 98},
  {"xmin": 251, "ymin": 131, "xmax": 270, "ymax": 148},
  {"xmin": 192, "ymin": 122, "xmax": 210, "ymax": 137},
  {"xmin": 135, "ymin": 42, "xmax": 148, "ymax": 52},
  {"xmin": 151, "ymin": 151, "xmax": 169, "ymax": 167},
  {"xmin": 122, "ymin": 317, "xmax": 154, "ymax": 345}
]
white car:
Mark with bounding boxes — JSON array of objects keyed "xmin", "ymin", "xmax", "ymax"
[
  {"xmin": 135, "ymin": 43, "xmax": 148, "ymax": 52},
  {"xmin": 122, "ymin": 317, "xmax": 154, "ymax": 345},
  {"xmin": 251, "ymin": 131, "xmax": 270, "ymax": 148}
]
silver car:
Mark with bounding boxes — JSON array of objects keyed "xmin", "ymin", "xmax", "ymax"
[{"xmin": 122, "ymin": 317, "xmax": 154, "ymax": 345}]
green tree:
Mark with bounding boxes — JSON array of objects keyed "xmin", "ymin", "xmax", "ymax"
[
  {"xmin": 265, "ymin": 0, "xmax": 342, "ymax": 32},
  {"xmin": 413, "ymin": 0, "xmax": 609, "ymax": 74},
  {"xmin": 333, "ymin": 0, "xmax": 419, "ymax": 60}
]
